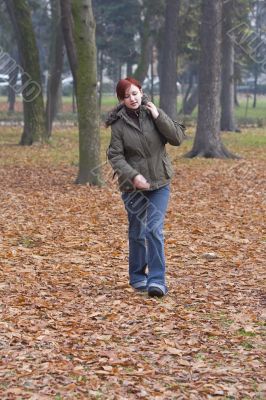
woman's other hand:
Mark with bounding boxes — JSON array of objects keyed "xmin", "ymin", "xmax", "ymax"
[
  {"xmin": 146, "ymin": 102, "xmax": 159, "ymax": 119},
  {"xmin": 132, "ymin": 174, "xmax": 150, "ymax": 190}
]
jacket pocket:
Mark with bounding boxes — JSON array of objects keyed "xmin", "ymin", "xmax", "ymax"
[{"xmin": 162, "ymin": 157, "xmax": 173, "ymax": 179}]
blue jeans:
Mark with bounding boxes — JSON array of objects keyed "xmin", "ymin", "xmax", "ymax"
[{"xmin": 122, "ymin": 185, "xmax": 170, "ymax": 294}]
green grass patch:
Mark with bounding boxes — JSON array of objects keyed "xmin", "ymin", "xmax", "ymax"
[
  {"xmin": 241, "ymin": 342, "xmax": 255, "ymax": 350},
  {"xmin": 238, "ymin": 328, "xmax": 257, "ymax": 337},
  {"xmin": 0, "ymin": 125, "xmax": 265, "ymax": 168},
  {"xmin": 1, "ymin": 94, "xmax": 264, "ymax": 127},
  {"xmin": 222, "ymin": 128, "xmax": 266, "ymax": 159}
]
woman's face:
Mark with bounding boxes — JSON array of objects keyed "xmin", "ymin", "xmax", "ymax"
[{"xmin": 122, "ymin": 84, "xmax": 143, "ymax": 109}]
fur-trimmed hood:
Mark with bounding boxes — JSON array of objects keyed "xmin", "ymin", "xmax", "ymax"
[{"xmin": 105, "ymin": 93, "xmax": 150, "ymax": 127}]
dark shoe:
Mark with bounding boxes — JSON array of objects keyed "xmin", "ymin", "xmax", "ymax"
[
  {"xmin": 148, "ymin": 286, "xmax": 164, "ymax": 298},
  {"xmin": 135, "ymin": 285, "xmax": 148, "ymax": 292}
]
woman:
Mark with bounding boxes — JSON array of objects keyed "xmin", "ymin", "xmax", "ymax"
[{"xmin": 106, "ymin": 77, "xmax": 185, "ymax": 297}]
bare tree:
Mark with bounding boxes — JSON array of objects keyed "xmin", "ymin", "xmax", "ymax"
[
  {"xmin": 186, "ymin": 0, "xmax": 236, "ymax": 158},
  {"xmin": 46, "ymin": 0, "xmax": 64, "ymax": 136},
  {"xmin": 60, "ymin": 0, "xmax": 101, "ymax": 185},
  {"xmin": 221, "ymin": 0, "xmax": 237, "ymax": 131},
  {"xmin": 60, "ymin": 0, "xmax": 77, "ymax": 87},
  {"xmin": 4, "ymin": 0, "xmax": 47, "ymax": 145},
  {"xmin": 159, "ymin": 0, "xmax": 180, "ymax": 120},
  {"xmin": 181, "ymin": 64, "xmax": 198, "ymax": 115},
  {"xmin": 133, "ymin": 0, "xmax": 154, "ymax": 84},
  {"xmin": 7, "ymin": 50, "xmax": 19, "ymax": 113}
]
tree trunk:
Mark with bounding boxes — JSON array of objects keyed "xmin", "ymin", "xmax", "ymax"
[
  {"xmin": 253, "ymin": 66, "xmax": 258, "ymax": 108},
  {"xmin": 181, "ymin": 65, "xmax": 198, "ymax": 114},
  {"xmin": 46, "ymin": 0, "xmax": 64, "ymax": 137},
  {"xmin": 8, "ymin": 64, "xmax": 19, "ymax": 113},
  {"xmin": 98, "ymin": 50, "xmax": 103, "ymax": 111},
  {"xmin": 126, "ymin": 61, "xmax": 133, "ymax": 77},
  {"xmin": 71, "ymin": 0, "xmax": 101, "ymax": 185},
  {"xmin": 133, "ymin": 9, "xmax": 153, "ymax": 84},
  {"xmin": 57, "ymin": 80, "xmax": 63, "ymax": 113},
  {"xmin": 234, "ymin": 81, "xmax": 240, "ymax": 107},
  {"xmin": 253, "ymin": 0, "xmax": 260, "ymax": 109},
  {"xmin": 60, "ymin": 0, "xmax": 77, "ymax": 90},
  {"xmin": 159, "ymin": 0, "xmax": 180, "ymax": 120},
  {"xmin": 186, "ymin": 0, "xmax": 236, "ymax": 159},
  {"xmin": 234, "ymin": 61, "xmax": 241, "ymax": 107},
  {"xmin": 118, "ymin": 63, "xmax": 122, "ymax": 81},
  {"xmin": 5, "ymin": 0, "xmax": 47, "ymax": 145},
  {"xmin": 182, "ymin": 68, "xmax": 195, "ymax": 109},
  {"xmin": 182, "ymin": 86, "xmax": 198, "ymax": 115},
  {"xmin": 150, "ymin": 46, "xmax": 154, "ymax": 102},
  {"xmin": 221, "ymin": 0, "xmax": 236, "ymax": 131}
]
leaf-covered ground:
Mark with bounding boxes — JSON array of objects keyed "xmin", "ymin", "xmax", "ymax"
[{"xmin": 0, "ymin": 127, "xmax": 265, "ymax": 399}]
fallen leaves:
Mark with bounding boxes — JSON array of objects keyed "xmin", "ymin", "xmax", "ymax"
[{"xmin": 0, "ymin": 129, "xmax": 265, "ymax": 399}]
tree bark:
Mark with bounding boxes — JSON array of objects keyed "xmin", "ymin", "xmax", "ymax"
[
  {"xmin": 5, "ymin": 0, "xmax": 47, "ymax": 145},
  {"xmin": 253, "ymin": 0, "xmax": 260, "ymax": 109},
  {"xmin": 182, "ymin": 86, "xmax": 198, "ymax": 115},
  {"xmin": 181, "ymin": 65, "xmax": 198, "ymax": 115},
  {"xmin": 234, "ymin": 61, "xmax": 241, "ymax": 107},
  {"xmin": 8, "ymin": 64, "xmax": 19, "ymax": 113},
  {"xmin": 133, "ymin": 5, "xmax": 153, "ymax": 84},
  {"xmin": 221, "ymin": 0, "xmax": 236, "ymax": 131},
  {"xmin": 46, "ymin": 0, "xmax": 64, "ymax": 137},
  {"xmin": 186, "ymin": 0, "xmax": 236, "ymax": 159},
  {"xmin": 253, "ymin": 65, "xmax": 258, "ymax": 108},
  {"xmin": 98, "ymin": 50, "xmax": 103, "ymax": 111},
  {"xmin": 60, "ymin": 0, "xmax": 77, "ymax": 89},
  {"xmin": 159, "ymin": 0, "xmax": 180, "ymax": 120},
  {"xmin": 234, "ymin": 81, "xmax": 240, "ymax": 107},
  {"xmin": 126, "ymin": 61, "xmax": 133, "ymax": 77},
  {"xmin": 71, "ymin": 0, "xmax": 101, "ymax": 185},
  {"xmin": 182, "ymin": 67, "xmax": 195, "ymax": 109}
]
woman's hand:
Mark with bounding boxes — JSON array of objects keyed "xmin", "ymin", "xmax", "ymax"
[
  {"xmin": 146, "ymin": 102, "xmax": 159, "ymax": 119},
  {"xmin": 132, "ymin": 174, "xmax": 150, "ymax": 190}
]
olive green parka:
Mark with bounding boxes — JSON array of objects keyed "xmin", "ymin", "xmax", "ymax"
[{"xmin": 107, "ymin": 103, "xmax": 185, "ymax": 192}]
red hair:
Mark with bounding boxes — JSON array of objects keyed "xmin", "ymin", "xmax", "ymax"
[{"xmin": 116, "ymin": 77, "xmax": 142, "ymax": 101}]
